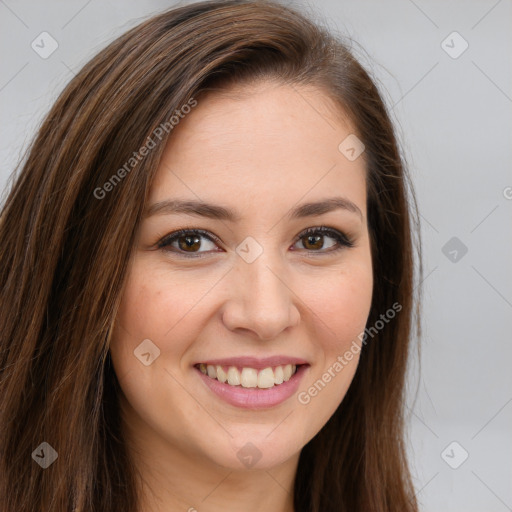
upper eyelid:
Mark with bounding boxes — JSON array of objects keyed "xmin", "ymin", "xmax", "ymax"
[{"xmin": 158, "ymin": 226, "xmax": 352, "ymax": 251}]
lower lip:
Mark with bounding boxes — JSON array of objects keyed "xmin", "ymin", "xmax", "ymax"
[{"xmin": 195, "ymin": 365, "xmax": 309, "ymax": 409}]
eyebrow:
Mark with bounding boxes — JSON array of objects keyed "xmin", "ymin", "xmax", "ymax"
[{"xmin": 144, "ymin": 196, "xmax": 363, "ymax": 222}]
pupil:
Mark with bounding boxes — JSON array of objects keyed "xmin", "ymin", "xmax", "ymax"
[
  {"xmin": 306, "ymin": 235, "xmax": 322, "ymax": 250},
  {"xmin": 180, "ymin": 235, "xmax": 200, "ymax": 251}
]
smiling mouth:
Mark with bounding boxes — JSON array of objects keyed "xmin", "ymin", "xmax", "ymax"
[{"xmin": 195, "ymin": 363, "xmax": 303, "ymax": 389}]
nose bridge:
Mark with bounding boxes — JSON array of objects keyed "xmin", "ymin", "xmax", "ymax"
[
  {"xmin": 243, "ymin": 250, "xmax": 286, "ymax": 307},
  {"xmin": 223, "ymin": 241, "xmax": 299, "ymax": 339}
]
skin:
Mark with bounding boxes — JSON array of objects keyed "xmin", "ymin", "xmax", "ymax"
[{"xmin": 109, "ymin": 80, "xmax": 373, "ymax": 512}]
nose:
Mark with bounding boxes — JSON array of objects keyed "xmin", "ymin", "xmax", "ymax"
[{"xmin": 221, "ymin": 253, "xmax": 301, "ymax": 341}]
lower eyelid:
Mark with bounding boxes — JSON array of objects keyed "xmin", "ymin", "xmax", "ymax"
[{"xmin": 158, "ymin": 228, "xmax": 354, "ymax": 256}]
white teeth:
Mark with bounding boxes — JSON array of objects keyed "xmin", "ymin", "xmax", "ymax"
[
  {"xmin": 216, "ymin": 365, "xmax": 227, "ymax": 383},
  {"xmin": 241, "ymin": 368, "xmax": 258, "ymax": 388},
  {"xmin": 257, "ymin": 367, "xmax": 275, "ymax": 388},
  {"xmin": 274, "ymin": 365, "xmax": 284, "ymax": 384},
  {"xmin": 198, "ymin": 363, "xmax": 300, "ymax": 388},
  {"xmin": 227, "ymin": 366, "xmax": 241, "ymax": 386}
]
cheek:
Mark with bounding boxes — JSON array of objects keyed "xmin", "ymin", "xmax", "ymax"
[
  {"xmin": 293, "ymin": 259, "xmax": 372, "ymax": 430},
  {"xmin": 108, "ymin": 260, "xmax": 216, "ymax": 446},
  {"xmin": 299, "ymin": 255, "xmax": 373, "ymax": 352},
  {"xmin": 113, "ymin": 259, "xmax": 210, "ymax": 344},
  {"xmin": 109, "ymin": 259, "xmax": 205, "ymax": 384}
]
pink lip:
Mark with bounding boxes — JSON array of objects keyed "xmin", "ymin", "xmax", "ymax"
[
  {"xmin": 194, "ymin": 355, "xmax": 309, "ymax": 371},
  {"xmin": 195, "ymin": 364, "xmax": 309, "ymax": 410}
]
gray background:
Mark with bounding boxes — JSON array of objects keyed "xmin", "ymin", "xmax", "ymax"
[{"xmin": 1, "ymin": 1, "xmax": 511, "ymax": 510}]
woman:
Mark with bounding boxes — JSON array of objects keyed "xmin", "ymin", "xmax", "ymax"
[{"xmin": 0, "ymin": 1, "xmax": 422, "ymax": 510}]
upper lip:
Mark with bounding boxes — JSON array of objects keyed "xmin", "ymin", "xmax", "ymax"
[{"xmin": 194, "ymin": 356, "xmax": 309, "ymax": 370}]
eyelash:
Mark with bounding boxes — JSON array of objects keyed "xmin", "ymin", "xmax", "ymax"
[{"xmin": 156, "ymin": 226, "xmax": 355, "ymax": 259}]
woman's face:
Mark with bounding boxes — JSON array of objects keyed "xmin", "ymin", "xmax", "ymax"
[{"xmin": 110, "ymin": 81, "xmax": 373, "ymax": 472}]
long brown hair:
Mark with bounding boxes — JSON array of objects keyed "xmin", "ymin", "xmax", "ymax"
[{"xmin": 0, "ymin": 1, "xmax": 422, "ymax": 510}]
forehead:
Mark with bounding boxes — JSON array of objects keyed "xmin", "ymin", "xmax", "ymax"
[{"xmin": 149, "ymin": 82, "xmax": 367, "ymax": 219}]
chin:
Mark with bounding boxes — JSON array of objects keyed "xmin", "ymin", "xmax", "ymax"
[{"xmin": 199, "ymin": 430, "xmax": 302, "ymax": 471}]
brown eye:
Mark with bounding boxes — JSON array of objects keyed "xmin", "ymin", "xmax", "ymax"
[
  {"xmin": 157, "ymin": 226, "xmax": 354, "ymax": 259},
  {"xmin": 177, "ymin": 233, "xmax": 201, "ymax": 252},
  {"xmin": 292, "ymin": 227, "xmax": 354, "ymax": 254},
  {"xmin": 300, "ymin": 233, "xmax": 331, "ymax": 250},
  {"xmin": 158, "ymin": 229, "xmax": 219, "ymax": 256}
]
